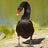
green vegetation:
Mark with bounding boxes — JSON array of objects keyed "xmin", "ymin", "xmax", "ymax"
[
  {"xmin": 0, "ymin": 0, "xmax": 48, "ymax": 31},
  {"xmin": 0, "ymin": 25, "xmax": 14, "ymax": 39}
]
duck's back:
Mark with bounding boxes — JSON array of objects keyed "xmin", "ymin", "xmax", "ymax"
[{"xmin": 16, "ymin": 19, "xmax": 34, "ymax": 39}]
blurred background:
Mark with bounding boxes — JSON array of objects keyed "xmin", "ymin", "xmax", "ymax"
[
  {"xmin": 0, "ymin": 0, "xmax": 48, "ymax": 29},
  {"xmin": 0, "ymin": 0, "xmax": 48, "ymax": 39}
]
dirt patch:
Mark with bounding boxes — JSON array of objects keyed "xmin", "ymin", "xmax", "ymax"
[{"xmin": 0, "ymin": 30, "xmax": 48, "ymax": 48}]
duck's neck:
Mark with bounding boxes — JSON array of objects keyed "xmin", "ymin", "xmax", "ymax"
[
  {"xmin": 21, "ymin": 7, "xmax": 30, "ymax": 19},
  {"xmin": 20, "ymin": 2, "xmax": 31, "ymax": 19}
]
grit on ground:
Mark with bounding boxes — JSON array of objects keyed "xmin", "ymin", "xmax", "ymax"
[{"xmin": 0, "ymin": 30, "xmax": 48, "ymax": 48}]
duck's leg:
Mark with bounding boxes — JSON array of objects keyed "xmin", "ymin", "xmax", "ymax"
[
  {"xmin": 27, "ymin": 35, "xmax": 33, "ymax": 47},
  {"xmin": 16, "ymin": 36, "xmax": 22, "ymax": 47},
  {"xmin": 30, "ymin": 35, "xmax": 32, "ymax": 46},
  {"xmin": 18, "ymin": 36, "xmax": 20, "ymax": 46},
  {"xmin": 29, "ymin": 35, "xmax": 33, "ymax": 47}
]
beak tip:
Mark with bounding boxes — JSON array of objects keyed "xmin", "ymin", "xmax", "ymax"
[{"xmin": 17, "ymin": 13, "xmax": 19, "ymax": 16}]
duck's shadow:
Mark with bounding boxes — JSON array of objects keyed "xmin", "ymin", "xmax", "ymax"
[{"xmin": 22, "ymin": 38, "xmax": 45, "ymax": 45}]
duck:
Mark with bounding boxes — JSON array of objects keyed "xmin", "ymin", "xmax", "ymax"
[{"xmin": 16, "ymin": 1, "xmax": 34, "ymax": 46}]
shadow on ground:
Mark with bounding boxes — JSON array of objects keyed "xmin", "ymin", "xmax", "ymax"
[{"xmin": 23, "ymin": 38, "xmax": 45, "ymax": 45}]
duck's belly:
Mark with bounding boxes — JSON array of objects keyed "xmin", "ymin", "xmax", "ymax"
[{"xmin": 16, "ymin": 21, "xmax": 34, "ymax": 39}]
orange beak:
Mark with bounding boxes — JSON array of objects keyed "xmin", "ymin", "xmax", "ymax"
[{"xmin": 17, "ymin": 9, "xmax": 20, "ymax": 16}]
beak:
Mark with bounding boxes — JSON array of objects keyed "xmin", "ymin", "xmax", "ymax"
[
  {"xmin": 17, "ymin": 9, "xmax": 20, "ymax": 16},
  {"xmin": 17, "ymin": 13, "xmax": 19, "ymax": 16}
]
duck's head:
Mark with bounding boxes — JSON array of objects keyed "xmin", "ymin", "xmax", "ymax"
[{"xmin": 17, "ymin": 1, "xmax": 31, "ymax": 19}]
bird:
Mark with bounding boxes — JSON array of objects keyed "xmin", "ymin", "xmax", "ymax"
[{"xmin": 16, "ymin": 1, "xmax": 34, "ymax": 47}]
